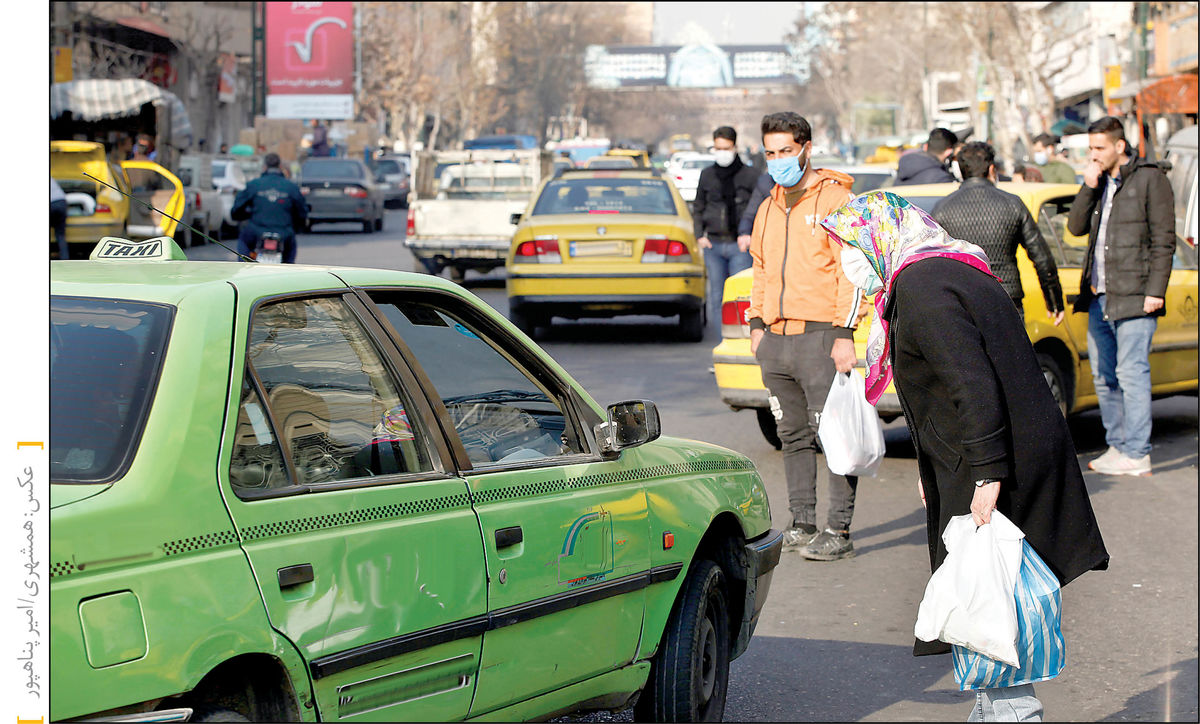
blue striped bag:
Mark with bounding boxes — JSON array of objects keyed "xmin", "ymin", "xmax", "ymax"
[{"xmin": 952, "ymin": 540, "xmax": 1065, "ymax": 690}]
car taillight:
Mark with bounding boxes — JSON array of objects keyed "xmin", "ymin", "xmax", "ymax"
[
  {"xmin": 95, "ymin": 204, "xmax": 111, "ymax": 214},
  {"xmin": 514, "ymin": 235, "xmax": 562, "ymax": 263},
  {"xmin": 194, "ymin": 192, "xmax": 201, "ymax": 209},
  {"xmin": 406, "ymin": 207, "xmax": 415, "ymax": 236},
  {"xmin": 344, "ymin": 186, "xmax": 368, "ymax": 198},
  {"xmin": 300, "ymin": 186, "xmax": 311, "ymax": 195},
  {"xmin": 642, "ymin": 235, "xmax": 691, "ymax": 263},
  {"xmin": 675, "ymin": 175, "xmax": 684, "ymax": 180},
  {"xmin": 721, "ymin": 298, "xmax": 751, "ymax": 338}
]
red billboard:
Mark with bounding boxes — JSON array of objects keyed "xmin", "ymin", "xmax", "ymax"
[{"xmin": 266, "ymin": 1, "xmax": 355, "ymax": 119}]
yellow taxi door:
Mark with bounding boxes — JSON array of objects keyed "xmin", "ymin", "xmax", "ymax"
[{"xmin": 119, "ymin": 160, "xmax": 185, "ymax": 239}]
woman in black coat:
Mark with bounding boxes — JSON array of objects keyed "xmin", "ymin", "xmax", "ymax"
[{"xmin": 821, "ymin": 191, "xmax": 1109, "ymax": 720}]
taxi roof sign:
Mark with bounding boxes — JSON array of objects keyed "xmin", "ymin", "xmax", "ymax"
[{"xmin": 90, "ymin": 236, "xmax": 187, "ymax": 261}]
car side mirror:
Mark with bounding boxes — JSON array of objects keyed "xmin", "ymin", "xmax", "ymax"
[
  {"xmin": 509, "ymin": 212, "xmax": 523, "ymax": 225},
  {"xmin": 595, "ymin": 399, "xmax": 661, "ymax": 453}
]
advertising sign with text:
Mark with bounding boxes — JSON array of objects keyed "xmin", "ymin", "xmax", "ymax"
[{"xmin": 266, "ymin": 1, "xmax": 355, "ymax": 119}]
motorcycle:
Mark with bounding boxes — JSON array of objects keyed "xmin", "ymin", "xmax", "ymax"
[{"xmin": 254, "ymin": 231, "xmax": 284, "ymax": 264}]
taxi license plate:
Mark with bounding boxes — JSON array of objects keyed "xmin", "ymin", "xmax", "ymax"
[
  {"xmin": 313, "ymin": 188, "xmax": 342, "ymax": 196},
  {"xmin": 452, "ymin": 249, "xmax": 501, "ymax": 258},
  {"xmin": 570, "ymin": 240, "xmax": 632, "ymax": 257}
]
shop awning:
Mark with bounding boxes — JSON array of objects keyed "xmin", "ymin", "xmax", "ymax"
[{"xmin": 50, "ymin": 78, "xmax": 193, "ymax": 149}]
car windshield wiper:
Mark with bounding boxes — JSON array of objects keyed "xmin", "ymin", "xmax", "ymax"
[{"xmin": 442, "ymin": 388, "xmax": 553, "ymax": 405}]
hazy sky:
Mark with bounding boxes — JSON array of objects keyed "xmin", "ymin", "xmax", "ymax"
[{"xmin": 652, "ymin": 2, "xmax": 819, "ymax": 46}]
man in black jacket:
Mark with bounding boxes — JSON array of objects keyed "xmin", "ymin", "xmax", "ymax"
[
  {"xmin": 694, "ymin": 126, "xmax": 761, "ymax": 326},
  {"xmin": 232, "ymin": 153, "xmax": 309, "ymax": 263},
  {"xmin": 895, "ymin": 128, "xmax": 957, "ymax": 186},
  {"xmin": 932, "ymin": 141, "xmax": 1065, "ymax": 325},
  {"xmin": 1067, "ymin": 116, "xmax": 1175, "ymax": 477}
]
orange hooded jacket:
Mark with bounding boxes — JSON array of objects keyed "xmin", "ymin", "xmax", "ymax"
[{"xmin": 747, "ymin": 168, "xmax": 866, "ymax": 336}]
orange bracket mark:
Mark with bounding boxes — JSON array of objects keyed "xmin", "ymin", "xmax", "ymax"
[{"xmin": 16, "ymin": 442, "xmax": 44, "ymax": 449}]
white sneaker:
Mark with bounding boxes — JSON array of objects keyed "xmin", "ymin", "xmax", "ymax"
[
  {"xmin": 1087, "ymin": 446, "xmax": 1122, "ymax": 471},
  {"xmin": 1090, "ymin": 450, "xmax": 1152, "ymax": 476}
]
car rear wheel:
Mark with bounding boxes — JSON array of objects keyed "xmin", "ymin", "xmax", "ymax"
[
  {"xmin": 190, "ymin": 707, "xmax": 250, "ymax": 722},
  {"xmin": 509, "ymin": 308, "xmax": 543, "ymax": 339},
  {"xmin": 375, "ymin": 212, "xmax": 384, "ymax": 232},
  {"xmin": 1038, "ymin": 352, "xmax": 1069, "ymax": 418},
  {"xmin": 679, "ymin": 308, "xmax": 704, "ymax": 342},
  {"xmin": 635, "ymin": 559, "xmax": 730, "ymax": 722},
  {"xmin": 755, "ymin": 407, "xmax": 783, "ymax": 450},
  {"xmin": 362, "ymin": 217, "xmax": 374, "ymax": 233}
]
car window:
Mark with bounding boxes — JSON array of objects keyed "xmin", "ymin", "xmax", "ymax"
[
  {"xmin": 1037, "ymin": 197, "xmax": 1089, "ymax": 268},
  {"xmin": 587, "ymin": 158, "xmax": 636, "ymax": 169},
  {"xmin": 532, "ymin": 178, "xmax": 676, "ymax": 215},
  {"xmin": 230, "ymin": 296, "xmax": 433, "ymax": 495},
  {"xmin": 681, "ymin": 159, "xmax": 715, "ymax": 170},
  {"xmin": 302, "ymin": 160, "xmax": 364, "ymax": 179},
  {"xmin": 212, "ymin": 161, "xmax": 229, "ymax": 178},
  {"xmin": 50, "ymin": 297, "xmax": 174, "ymax": 484},
  {"xmin": 850, "ymin": 173, "xmax": 892, "ymax": 195},
  {"xmin": 370, "ymin": 296, "xmax": 587, "ymax": 468},
  {"xmin": 374, "ymin": 160, "xmax": 402, "ymax": 175}
]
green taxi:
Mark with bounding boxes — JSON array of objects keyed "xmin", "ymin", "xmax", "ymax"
[
  {"xmin": 51, "ymin": 237, "xmax": 782, "ymax": 723},
  {"xmin": 713, "ymin": 182, "xmax": 1199, "ymax": 447}
]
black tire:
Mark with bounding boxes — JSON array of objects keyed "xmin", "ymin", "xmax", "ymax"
[
  {"xmin": 362, "ymin": 218, "xmax": 373, "ymax": 233},
  {"xmin": 635, "ymin": 559, "xmax": 730, "ymax": 722},
  {"xmin": 509, "ymin": 308, "xmax": 540, "ymax": 338},
  {"xmin": 375, "ymin": 212, "xmax": 384, "ymax": 232},
  {"xmin": 1038, "ymin": 352, "xmax": 1069, "ymax": 418},
  {"xmin": 755, "ymin": 407, "xmax": 782, "ymax": 450},
  {"xmin": 191, "ymin": 707, "xmax": 250, "ymax": 722},
  {"xmin": 679, "ymin": 308, "xmax": 704, "ymax": 342}
]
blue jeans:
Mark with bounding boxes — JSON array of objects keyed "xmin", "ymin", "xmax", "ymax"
[
  {"xmin": 703, "ymin": 241, "xmax": 752, "ymax": 325},
  {"xmin": 1087, "ymin": 295, "xmax": 1157, "ymax": 458},
  {"xmin": 966, "ymin": 684, "xmax": 1043, "ymax": 721},
  {"xmin": 238, "ymin": 226, "xmax": 297, "ymax": 264}
]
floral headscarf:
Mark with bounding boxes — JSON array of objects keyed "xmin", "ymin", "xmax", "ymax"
[{"xmin": 820, "ymin": 190, "xmax": 995, "ymax": 406}]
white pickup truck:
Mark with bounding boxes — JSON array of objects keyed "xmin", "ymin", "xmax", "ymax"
[{"xmin": 404, "ymin": 149, "xmax": 550, "ymax": 282}]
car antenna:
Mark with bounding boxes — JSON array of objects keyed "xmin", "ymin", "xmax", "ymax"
[{"xmin": 82, "ymin": 171, "xmax": 257, "ymax": 262}]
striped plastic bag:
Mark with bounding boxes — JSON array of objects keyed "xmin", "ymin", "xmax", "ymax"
[{"xmin": 952, "ymin": 540, "xmax": 1066, "ymax": 690}]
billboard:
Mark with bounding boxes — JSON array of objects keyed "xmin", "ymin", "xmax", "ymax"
[
  {"xmin": 266, "ymin": 2, "xmax": 355, "ymax": 119},
  {"xmin": 585, "ymin": 44, "xmax": 807, "ymax": 89}
]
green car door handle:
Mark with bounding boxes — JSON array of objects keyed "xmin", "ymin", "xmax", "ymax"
[
  {"xmin": 277, "ymin": 564, "xmax": 315, "ymax": 588},
  {"xmin": 495, "ymin": 526, "xmax": 523, "ymax": 548}
]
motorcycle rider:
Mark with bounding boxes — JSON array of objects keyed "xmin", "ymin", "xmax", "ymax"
[{"xmin": 232, "ymin": 153, "xmax": 308, "ymax": 263}]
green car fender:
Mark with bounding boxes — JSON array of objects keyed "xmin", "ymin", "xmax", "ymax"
[{"xmin": 617, "ymin": 439, "xmax": 773, "ymax": 663}]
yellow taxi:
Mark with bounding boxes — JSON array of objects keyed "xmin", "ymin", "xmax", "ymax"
[
  {"xmin": 51, "ymin": 140, "xmax": 185, "ymax": 253},
  {"xmin": 599, "ymin": 148, "xmax": 651, "ymax": 167},
  {"xmin": 712, "ymin": 182, "xmax": 1199, "ymax": 447},
  {"xmin": 506, "ymin": 168, "xmax": 706, "ymax": 341}
]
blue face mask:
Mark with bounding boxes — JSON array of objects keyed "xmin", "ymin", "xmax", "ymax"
[{"xmin": 766, "ymin": 154, "xmax": 806, "ymax": 187}]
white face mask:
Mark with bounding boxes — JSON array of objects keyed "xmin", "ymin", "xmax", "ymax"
[
  {"xmin": 1032, "ymin": 151, "xmax": 1048, "ymax": 165},
  {"xmin": 841, "ymin": 247, "xmax": 883, "ymax": 295},
  {"xmin": 713, "ymin": 149, "xmax": 736, "ymax": 167}
]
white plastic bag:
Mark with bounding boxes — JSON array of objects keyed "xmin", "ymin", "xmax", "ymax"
[
  {"xmin": 817, "ymin": 370, "xmax": 885, "ymax": 476},
  {"xmin": 914, "ymin": 510, "xmax": 1025, "ymax": 667}
]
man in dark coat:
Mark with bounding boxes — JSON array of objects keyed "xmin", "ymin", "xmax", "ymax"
[
  {"xmin": 895, "ymin": 128, "xmax": 957, "ymax": 185},
  {"xmin": 932, "ymin": 141, "xmax": 1066, "ymax": 324},
  {"xmin": 232, "ymin": 153, "xmax": 309, "ymax": 263},
  {"xmin": 693, "ymin": 125, "xmax": 761, "ymax": 326},
  {"xmin": 1067, "ymin": 116, "xmax": 1175, "ymax": 477},
  {"xmin": 822, "ymin": 190, "xmax": 1109, "ymax": 720}
]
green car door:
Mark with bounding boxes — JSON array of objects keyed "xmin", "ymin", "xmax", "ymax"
[
  {"xmin": 218, "ymin": 287, "xmax": 488, "ymax": 721},
  {"xmin": 364, "ymin": 289, "xmax": 651, "ymax": 716}
]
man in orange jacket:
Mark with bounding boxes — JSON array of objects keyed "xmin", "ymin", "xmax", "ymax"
[{"xmin": 748, "ymin": 112, "xmax": 867, "ymax": 561}]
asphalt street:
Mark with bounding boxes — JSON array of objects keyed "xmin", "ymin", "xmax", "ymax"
[{"xmin": 187, "ymin": 211, "xmax": 1199, "ymax": 721}]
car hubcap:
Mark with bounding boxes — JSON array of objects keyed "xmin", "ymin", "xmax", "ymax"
[{"xmin": 698, "ymin": 613, "xmax": 717, "ymax": 702}]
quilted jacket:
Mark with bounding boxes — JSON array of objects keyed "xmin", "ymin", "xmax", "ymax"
[{"xmin": 931, "ymin": 178, "xmax": 1065, "ymax": 313}]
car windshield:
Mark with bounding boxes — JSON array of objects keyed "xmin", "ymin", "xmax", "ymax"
[
  {"xmin": 302, "ymin": 160, "xmax": 364, "ymax": 179},
  {"xmin": 374, "ymin": 159, "xmax": 402, "ymax": 175},
  {"xmin": 50, "ymin": 297, "xmax": 174, "ymax": 484},
  {"xmin": 587, "ymin": 158, "xmax": 636, "ymax": 169},
  {"xmin": 437, "ymin": 165, "xmax": 535, "ymax": 200},
  {"xmin": 681, "ymin": 159, "xmax": 714, "ymax": 170},
  {"xmin": 212, "ymin": 161, "xmax": 230, "ymax": 178},
  {"xmin": 532, "ymin": 178, "xmax": 676, "ymax": 215},
  {"xmin": 850, "ymin": 173, "xmax": 892, "ymax": 194}
]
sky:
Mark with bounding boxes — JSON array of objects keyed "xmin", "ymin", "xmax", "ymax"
[{"xmin": 653, "ymin": 2, "xmax": 822, "ymax": 46}]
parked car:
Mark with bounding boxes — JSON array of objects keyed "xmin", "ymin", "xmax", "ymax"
[
  {"xmin": 712, "ymin": 182, "xmax": 1199, "ymax": 447},
  {"xmin": 507, "ymin": 167, "xmax": 707, "ymax": 341},
  {"xmin": 1163, "ymin": 124, "xmax": 1197, "ymax": 252},
  {"xmin": 299, "ymin": 157, "xmax": 385, "ymax": 233},
  {"xmin": 50, "ymin": 236, "xmax": 782, "ymax": 723},
  {"xmin": 584, "ymin": 155, "xmax": 638, "ymax": 169},
  {"xmin": 175, "ymin": 153, "xmax": 224, "ymax": 246},
  {"xmin": 371, "ymin": 154, "xmax": 411, "ymax": 209},
  {"xmin": 671, "ymin": 154, "xmax": 715, "ymax": 202},
  {"xmin": 212, "ymin": 157, "xmax": 248, "ymax": 237}
]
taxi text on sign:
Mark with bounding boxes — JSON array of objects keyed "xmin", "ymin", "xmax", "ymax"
[{"xmin": 265, "ymin": 2, "xmax": 355, "ymax": 120}]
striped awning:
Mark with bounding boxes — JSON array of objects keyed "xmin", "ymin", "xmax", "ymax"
[{"xmin": 50, "ymin": 78, "xmax": 193, "ymax": 149}]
